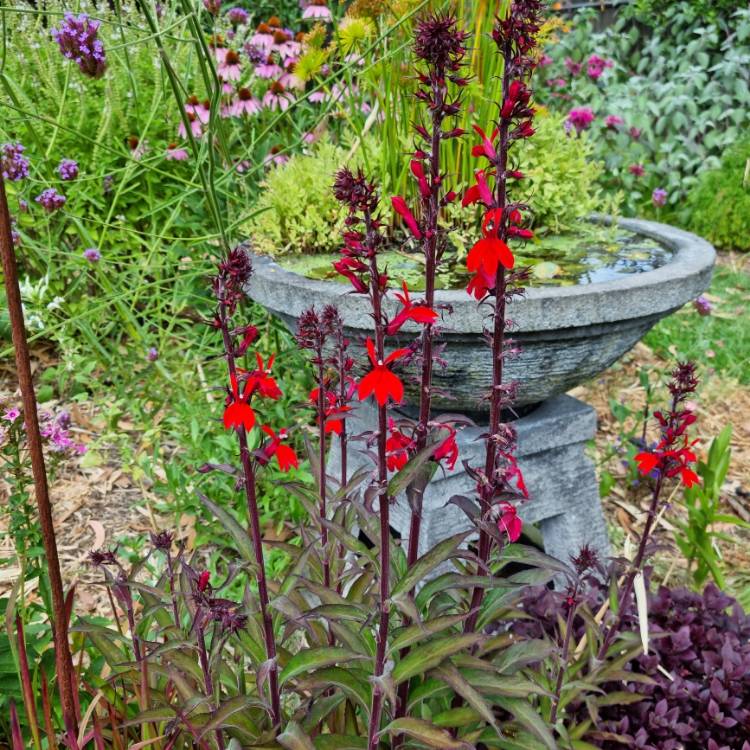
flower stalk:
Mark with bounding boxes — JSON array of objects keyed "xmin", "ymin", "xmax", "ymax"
[{"xmin": 0, "ymin": 174, "xmax": 78, "ymax": 733}]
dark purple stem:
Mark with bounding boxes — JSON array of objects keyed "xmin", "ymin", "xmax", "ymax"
[
  {"xmin": 550, "ymin": 586, "xmax": 578, "ymax": 726},
  {"xmin": 365, "ymin": 217, "xmax": 392, "ymax": 750}
]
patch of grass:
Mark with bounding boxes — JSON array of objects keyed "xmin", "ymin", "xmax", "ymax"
[{"xmin": 644, "ymin": 255, "xmax": 750, "ymax": 384}]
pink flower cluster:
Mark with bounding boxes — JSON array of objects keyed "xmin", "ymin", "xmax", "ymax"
[{"xmin": 566, "ymin": 106, "xmax": 595, "ymax": 134}]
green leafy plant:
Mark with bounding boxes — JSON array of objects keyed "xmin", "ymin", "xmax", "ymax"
[
  {"xmin": 675, "ymin": 425, "xmax": 750, "ymax": 589},
  {"xmin": 536, "ymin": 3, "xmax": 750, "ymax": 216},
  {"xmin": 685, "ymin": 137, "xmax": 750, "ymax": 251}
]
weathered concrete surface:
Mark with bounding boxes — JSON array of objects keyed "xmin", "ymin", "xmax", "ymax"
[
  {"xmin": 246, "ymin": 218, "xmax": 715, "ymax": 409},
  {"xmin": 328, "ymin": 394, "xmax": 610, "ymax": 566}
]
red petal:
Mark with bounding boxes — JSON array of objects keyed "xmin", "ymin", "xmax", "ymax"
[
  {"xmin": 375, "ymin": 368, "xmax": 403, "ymax": 405},
  {"xmin": 365, "ymin": 337, "xmax": 377, "ymax": 366},
  {"xmin": 223, "ymin": 401, "xmax": 255, "ymax": 432},
  {"xmin": 384, "ymin": 347, "xmax": 411, "ymax": 365},
  {"xmin": 391, "ymin": 196, "xmax": 423, "ymax": 239},
  {"xmin": 680, "ymin": 467, "xmax": 699, "ymax": 488},
  {"xmin": 462, "ymin": 184, "xmax": 481, "ymax": 207},
  {"xmin": 635, "ymin": 452, "xmax": 659, "ymax": 475},
  {"xmin": 406, "ymin": 306, "xmax": 438, "ymax": 324}
]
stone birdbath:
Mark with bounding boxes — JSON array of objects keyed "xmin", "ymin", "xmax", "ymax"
[{"xmin": 246, "ymin": 218, "xmax": 715, "ymax": 562}]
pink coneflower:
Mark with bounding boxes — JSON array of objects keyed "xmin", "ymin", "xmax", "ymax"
[
  {"xmin": 209, "ymin": 34, "xmax": 228, "ymax": 63},
  {"xmin": 276, "ymin": 39, "xmax": 301, "ymax": 62},
  {"xmin": 309, "ymin": 90, "xmax": 326, "ymax": 103},
  {"xmin": 629, "ymin": 163, "xmax": 645, "ymax": 177},
  {"xmin": 185, "ymin": 95, "xmax": 210, "ymax": 124},
  {"xmin": 178, "ymin": 112, "xmax": 203, "ymax": 139},
  {"xmin": 218, "ymin": 49, "xmax": 242, "ymax": 81},
  {"xmin": 251, "ymin": 22, "xmax": 275, "ymax": 53},
  {"xmin": 166, "ymin": 143, "xmax": 189, "ymax": 160},
  {"xmin": 255, "ymin": 54, "xmax": 283, "ymax": 79},
  {"xmin": 566, "ymin": 106, "xmax": 595, "ymax": 133},
  {"xmin": 303, "ymin": 0, "xmax": 332, "ymax": 21},
  {"xmin": 264, "ymin": 146, "xmax": 289, "ymax": 167},
  {"xmin": 235, "ymin": 159, "xmax": 251, "ymax": 173},
  {"xmin": 280, "ymin": 64, "xmax": 304, "ymax": 91},
  {"xmin": 232, "ymin": 87, "xmax": 261, "ymax": 116},
  {"xmin": 263, "ymin": 81, "xmax": 295, "ymax": 111},
  {"xmin": 604, "ymin": 114, "xmax": 624, "ymax": 129}
]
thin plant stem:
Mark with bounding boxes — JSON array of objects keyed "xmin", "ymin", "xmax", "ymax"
[
  {"xmin": 0, "ymin": 174, "xmax": 78, "ymax": 734},
  {"xmin": 550, "ymin": 585, "xmax": 578, "ymax": 726}
]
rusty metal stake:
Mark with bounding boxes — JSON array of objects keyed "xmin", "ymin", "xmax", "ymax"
[{"xmin": 0, "ymin": 175, "xmax": 78, "ymax": 733}]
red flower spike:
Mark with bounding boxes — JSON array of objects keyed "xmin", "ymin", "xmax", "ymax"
[
  {"xmin": 247, "ymin": 353, "xmax": 282, "ymax": 400},
  {"xmin": 471, "ymin": 125, "xmax": 498, "ymax": 160},
  {"xmin": 498, "ymin": 502, "xmax": 522, "ymax": 543},
  {"xmin": 358, "ymin": 337, "xmax": 408, "ymax": 406},
  {"xmin": 391, "ymin": 196, "xmax": 422, "ymax": 239}
]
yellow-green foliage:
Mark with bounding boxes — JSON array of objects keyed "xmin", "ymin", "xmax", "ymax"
[
  {"xmin": 248, "ymin": 141, "xmax": 354, "ymax": 256},
  {"xmin": 518, "ymin": 112, "xmax": 604, "ymax": 233}
]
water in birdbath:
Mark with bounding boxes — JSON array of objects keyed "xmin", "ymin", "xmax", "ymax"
[{"xmin": 279, "ymin": 224, "xmax": 673, "ymax": 290}]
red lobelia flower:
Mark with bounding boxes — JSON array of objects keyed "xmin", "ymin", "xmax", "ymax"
[
  {"xmin": 386, "ymin": 281, "xmax": 438, "ymax": 335},
  {"xmin": 497, "ymin": 501, "xmax": 522, "ymax": 543},
  {"xmin": 223, "ymin": 371, "xmax": 256, "ymax": 431},
  {"xmin": 245, "ymin": 353, "xmax": 282, "ymax": 399},
  {"xmin": 261, "ymin": 425, "xmax": 298, "ymax": 472},
  {"xmin": 386, "ymin": 419, "xmax": 413, "ymax": 472},
  {"xmin": 310, "ymin": 387, "xmax": 350, "ymax": 435},
  {"xmin": 471, "ymin": 124, "xmax": 498, "ymax": 160},
  {"xmin": 391, "ymin": 196, "xmax": 422, "ymax": 239},
  {"xmin": 635, "ymin": 439, "xmax": 700, "ymax": 488},
  {"xmin": 433, "ymin": 425, "xmax": 458, "ymax": 470},
  {"xmin": 358, "ymin": 337, "xmax": 409, "ymax": 406}
]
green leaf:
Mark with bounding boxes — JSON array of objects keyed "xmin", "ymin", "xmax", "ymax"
[
  {"xmin": 279, "ymin": 647, "xmax": 366, "ymax": 685},
  {"xmin": 392, "ymin": 634, "xmax": 482, "ymax": 685},
  {"xmin": 199, "ymin": 493, "xmax": 255, "ymax": 564},
  {"xmin": 433, "ymin": 664, "xmax": 501, "ymax": 735},
  {"xmin": 493, "ymin": 697, "xmax": 556, "ymax": 750},
  {"xmin": 313, "ymin": 736, "xmax": 367, "ymax": 750},
  {"xmin": 388, "ymin": 613, "xmax": 468, "ymax": 655},
  {"xmin": 391, "ymin": 532, "xmax": 469, "ymax": 599},
  {"xmin": 386, "ymin": 437, "xmax": 442, "ymax": 497},
  {"xmin": 278, "ymin": 722, "xmax": 316, "ymax": 750},
  {"xmin": 296, "ymin": 667, "xmax": 371, "ymax": 711},
  {"xmin": 197, "ymin": 696, "xmax": 268, "ymax": 740},
  {"xmin": 379, "ymin": 718, "xmax": 475, "ymax": 749}
]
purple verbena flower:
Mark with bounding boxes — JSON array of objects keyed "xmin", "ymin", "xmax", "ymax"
[
  {"xmin": 147, "ymin": 347, "xmax": 159, "ymax": 361},
  {"xmin": 652, "ymin": 187, "xmax": 668, "ymax": 206},
  {"xmin": 227, "ymin": 6, "xmax": 249, "ymax": 25},
  {"xmin": 51, "ymin": 13, "xmax": 107, "ymax": 78},
  {"xmin": 58, "ymin": 158, "xmax": 79, "ymax": 181},
  {"xmin": 3, "ymin": 407, "xmax": 20, "ymax": 423},
  {"xmin": 83, "ymin": 247, "xmax": 101, "ymax": 262},
  {"xmin": 694, "ymin": 295, "xmax": 713, "ymax": 316},
  {"xmin": 1, "ymin": 143, "xmax": 30, "ymax": 181},
  {"xmin": 35, "ymin": 188, "xmax": 66, "ymax": 213}
]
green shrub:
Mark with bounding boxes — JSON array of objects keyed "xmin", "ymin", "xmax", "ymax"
[
  {"xmin": 686, "ymin": 139, "xmax": 750, "ymax": 251},
  {"xmin": 517, "ymin": 111, "xmax": 604, "ymax": 233},
  {"xmin": 248, "ymin": 141, "xmax": 352, "ymax": 256}
]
